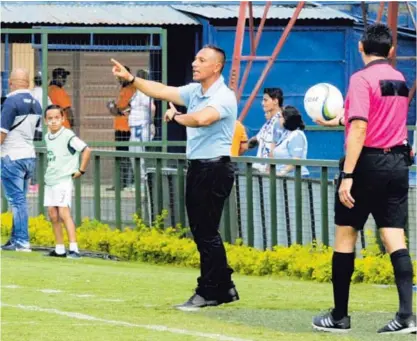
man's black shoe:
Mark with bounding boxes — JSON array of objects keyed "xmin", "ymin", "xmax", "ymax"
[
  {"xmin": 2, "ymin": 240, "xmax": 13, "ymax": 248},
  {"xmin": 174, "ymin": 293, "xmax": 219, "ymax": 312},
  {"xmin": 217, "ymin": 287, "xmax": 240, "ymax": 304}
]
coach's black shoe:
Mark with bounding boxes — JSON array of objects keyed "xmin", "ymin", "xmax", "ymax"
[
  {"xmin": 217, "ymin": 287, "xmax": 240, "ymax": 305},
  {"xmin": 312, "ymin": 311, "xmax": 351, "ymax": 333},
  {"xmin": 46, "ymin": 250, "xmax": 67, "ymax": 258},
  {"xmin": 378, "ymin": 313, "xmax": 417, "ymax": 334},
  {"xmin": 174, "ymin": 293, "xmax": 218, "ymax": 312}
]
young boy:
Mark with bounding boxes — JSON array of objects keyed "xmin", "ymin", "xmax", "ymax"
[{"xmin": 44, "ymin": 104, "xmax": 91, "ymax": 258}]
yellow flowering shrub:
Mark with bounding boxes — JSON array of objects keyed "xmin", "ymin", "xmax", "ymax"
[{"xmin": 1, "ymin": 212, "xmax": 415, "ymax": 284}]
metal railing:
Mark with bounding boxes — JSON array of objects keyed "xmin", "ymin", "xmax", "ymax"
[{"xmin": 2, "ymin": 150, "xmax": 415, "ymax": 254}]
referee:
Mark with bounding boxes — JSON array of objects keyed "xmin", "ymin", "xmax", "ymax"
[
  {"xmin": 313, "ymin": 24, "xmax": 416, "ymax": 334},
  {"xmin": 111, "ymin": 45, "xmax": 239, "ymax": 310}
]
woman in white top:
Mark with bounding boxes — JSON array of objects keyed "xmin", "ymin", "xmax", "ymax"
[{"xmin": 270, "ymin": 106, "xmax": 309, "ymax": 177}]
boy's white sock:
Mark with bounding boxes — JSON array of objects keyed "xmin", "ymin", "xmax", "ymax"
[
  {"xmin": 55, "ymin": 244, "xmax": 66, "ymax": 255},
  {"xmin": 69, "ymin": 242, "xmax": 79, "ymax": 253}
]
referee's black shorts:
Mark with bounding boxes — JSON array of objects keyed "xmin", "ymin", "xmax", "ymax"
[{"xmin": 335, "ymin": 146, "xmax": 410, "ymax": 230}]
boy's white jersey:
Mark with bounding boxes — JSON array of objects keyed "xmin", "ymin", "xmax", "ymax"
[{"xmin": 44, "ymin": 127, "xmax": 87, "ymax": 186}]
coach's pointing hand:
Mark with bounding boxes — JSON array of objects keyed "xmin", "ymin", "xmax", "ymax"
[
  {"xmin": 164, "ymin": 102, "xmax": 180, "ymax": 122},
  {"xmin": 111, "ymin": 59, "xmax": 133, "ymax": 81}
]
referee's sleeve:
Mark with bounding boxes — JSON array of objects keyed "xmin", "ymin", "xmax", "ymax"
[
  {"xmin": 346, "ymin": 74, "xmax": 370, "ymax": 123},
  {"xmin": 0, "ymin": 98, "xmax": 17, "ymax": 133}
]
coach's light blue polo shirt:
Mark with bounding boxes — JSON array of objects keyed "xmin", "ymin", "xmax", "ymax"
[{"xmin": 179, "ymin": 76, "xmax": 237, "ymax": 160}]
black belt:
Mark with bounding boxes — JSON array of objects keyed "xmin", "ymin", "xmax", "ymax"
[
  {"xmin": 362, "ymin": 145, "xmax": 408, "ymax": 154},
  {"xmin": 188, "ymin": 156, "xmax": 230, "ymax": 166}
]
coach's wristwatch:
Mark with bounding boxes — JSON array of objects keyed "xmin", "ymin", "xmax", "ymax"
[{"xmin": 340, "ymin": 171, "xmax": 354, "ymax": 179}]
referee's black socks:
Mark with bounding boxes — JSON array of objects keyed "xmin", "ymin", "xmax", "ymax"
[
  {"xmin": 391, "ymin": 248, "xmax": 414, "ymax": 319},
  {"xmin": 331, "ymin": 251, "xmax": 355, "ymax": 320}
]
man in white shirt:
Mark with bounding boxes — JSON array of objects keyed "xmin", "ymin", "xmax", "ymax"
[
  {"xmin": 1, "ymin": 68, "xmax": 42, "ymax": 252},
  {"xmin": 248, "ymin": 88, "xmax": 284, "ymax": 172}
]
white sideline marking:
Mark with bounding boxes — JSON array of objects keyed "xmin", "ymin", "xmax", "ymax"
[
  {"xmin": 101, "ymin": 299, "xmax": 125, "ymax": 302},
  {"xmin": 2, "ymin": 322, "xmax": 100, "ymax": 326},
  {"xmin": 2, "ymin": 285, "xmax": 21, "ymax": 289},
  {"xmin": 38, "ymin": 289, "xmax": 62, "ymax": 294},
  {"xmin": 1, "ymin": 303, "xmax": 253, "ymax": 341}
]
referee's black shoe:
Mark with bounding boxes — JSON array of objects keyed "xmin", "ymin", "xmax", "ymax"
[
  {"xmin": 377, "ymin": 313, "xmax": 417, "ymax": 334},
  {"xmin": 312, "ymin": 311, "xmax": 351, "ymax": 333}
]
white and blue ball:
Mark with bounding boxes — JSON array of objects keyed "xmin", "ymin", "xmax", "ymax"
[{"xmin": 303, "ymin": 83, "xmax": 344, "ymax": 121}]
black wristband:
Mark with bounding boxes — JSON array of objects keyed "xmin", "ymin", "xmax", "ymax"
[
  {"xmin": 127, "ymin": 75, "xmax": 135, "ymax": 85},
  {"xmin": 338, "ymin": 117, "xmax": 344, "ymax": 126},
  {"xmin": 78, "ymin": 169, "xmax": 85, "ymax": 175}
]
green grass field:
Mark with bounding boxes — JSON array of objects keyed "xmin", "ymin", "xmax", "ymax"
[{"xmin": 1, "ymin": 251, "xmax": 415, "ymax": 341}]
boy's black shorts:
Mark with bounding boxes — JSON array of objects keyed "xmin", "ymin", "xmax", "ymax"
[{"xmin": 335, "ymin": 147, "xmax": 410, "ymax": 230}]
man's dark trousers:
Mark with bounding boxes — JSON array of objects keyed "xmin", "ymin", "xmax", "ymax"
[{"xmin": 185, "ymin": 156, "xmax": 235, "ymax": 301}]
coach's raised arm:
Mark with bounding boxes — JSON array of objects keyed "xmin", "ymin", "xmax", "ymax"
[{"xmin": 111, "ymin": 58, "xmax": 185, "ymax": 106}]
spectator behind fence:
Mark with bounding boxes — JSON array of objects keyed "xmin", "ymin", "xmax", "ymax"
[
  {"xmin": 127, "ymin": 69, "xmax": 156, "ymax": 191},
  {"xmin": 32, "ymin": 71, "xmax": 52, "ymax": 110},
  {"xmin": 248, "ymin": 88, "xmax": 284, "ymax": 172},
  {"xmin": 30, "ymin": 71, "xmax": 53, "ymax": 193},
  {"xmin": 1, "ymin": 68, "xmax": 42, "ymax": 252},
  {"xmin": 106, "ymin": 65, "xmax": 135, "ymax": 191},
  {"xmin": 231, "ymin": 120, "xmax": 248, "ymax": 157},
  {"xmin": 270, "ymin": 106, "xmax": 309, "ymax": 176},
  {"xmin": 48, "ymin": 68, "xmax": 74, "ymax": 129}
]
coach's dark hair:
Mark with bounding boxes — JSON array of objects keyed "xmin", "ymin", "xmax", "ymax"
[
  {"xmin": 264, "ymin": 88, "xmax": 284, "ymax": 107},
  {"xmin": 361, "ymin": 23, "xmax": 392, "ymax": 58},
  {"xmin": 282, "ymin": 106, "xmax": 305, "ymax": 131},
  {"xmin": 203, "ymin": 44, "xmax": 226, "ymax": 73},
  {"xmin": 44, "ymin": 104, "xmax": 64, "ymax": 118}
]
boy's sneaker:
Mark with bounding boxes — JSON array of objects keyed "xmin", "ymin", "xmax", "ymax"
[
  {"xmin": 312, "ymin": 311, "xmax": 351, "ymax": 333},
  {"xmin": 46, "ymin": 250, "xmax": 66, "ymax": 258},
  {"xmin": 67, "ymin": 251, "xmax": 81, "ymax": 259},
  {"xmin": 378, "ymin": 313, "xmax": 417, "ymax": 334}
]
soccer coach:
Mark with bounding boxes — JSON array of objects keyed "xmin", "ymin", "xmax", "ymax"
[
  {"xmin": 111, "ymin": 45, "xmax": 239, "ymax": 310},
  {"xmin": 313, "ymin": 24, "xmax": 416, "ymax": 334}
]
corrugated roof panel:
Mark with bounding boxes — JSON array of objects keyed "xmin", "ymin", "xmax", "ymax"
[
  {"xmin": 172, "ymin": 4, "xmax": 357, "ymax": 21},
  {"xmin": 0, "ymin": 3, "xmax": 200, "ymax": 25}
]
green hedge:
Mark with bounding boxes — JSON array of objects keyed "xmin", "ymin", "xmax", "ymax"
[{"xmin": 1, "ymin": 211, "xmax": 414, "ymax": 284}]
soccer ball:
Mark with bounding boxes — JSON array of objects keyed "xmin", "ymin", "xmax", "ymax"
[{"xmin": 304, "ymin": 83, "xmax": 344, "ymax": 121}]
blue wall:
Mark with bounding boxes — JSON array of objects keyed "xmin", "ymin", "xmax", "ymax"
[
  {"xmin": 214, "ymin": 26, "xmax": 352, "ymax": 160},
  {"xmin": 209, "ymin": 24, "xmax": 416, "ymax": 161}
]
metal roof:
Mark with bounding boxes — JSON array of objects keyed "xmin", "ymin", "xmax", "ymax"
[
  {"xmin": 172, "ymin": 4, "xmax": 357, "ymax": 21},
  {"xmin": 0, "ymin": 3, "xmax": 200, "ymax": 25}
]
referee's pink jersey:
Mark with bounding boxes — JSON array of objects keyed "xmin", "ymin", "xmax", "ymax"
[{"xmin": 344, "ymin": 59, "xmax": 409, "ymax": 149}]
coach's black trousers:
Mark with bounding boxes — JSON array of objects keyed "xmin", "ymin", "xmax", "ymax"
[{"xmin": 186, "ymin": 156, "xmax": 235, "ymax": 300}]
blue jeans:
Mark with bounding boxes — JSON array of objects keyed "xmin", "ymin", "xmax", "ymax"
[{"xmin": 1, "ymin": 156, "xmax": 35, "ymax": 246}]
